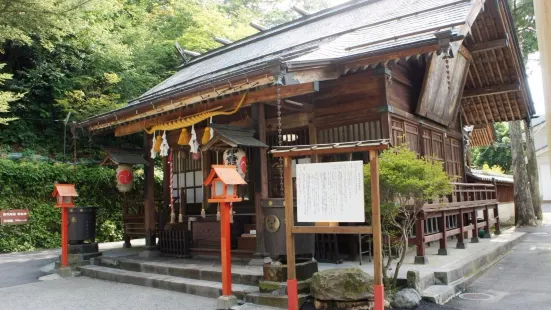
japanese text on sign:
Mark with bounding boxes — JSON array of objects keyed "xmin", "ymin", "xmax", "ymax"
[
  {"xmin": 0, "ymin": 209, "xmax": 29, "ymax": 225},
  {"xmin": 296, "ymin": 161, "xmax": 365, "ymax": 223}
]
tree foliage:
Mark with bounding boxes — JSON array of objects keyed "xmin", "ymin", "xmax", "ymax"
[
  {"xmin": 364, "ymin": 145, "xmax": 452, "ymax": 289},
  {"xmin": 470, "ymin": 122, "xmax": 512, "ymax": 173},
  {"xmin": 509, "ymin": 0, "xmax": 537, "ymax": 58},
  {"xmin": 0, "ymin": 158, "xmax": 162, "ymax": 253}
]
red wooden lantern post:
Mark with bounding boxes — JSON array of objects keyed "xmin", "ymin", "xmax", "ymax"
[
  {"xmin": 204, "ymin": 165, "xmax": 247, "ymax": 309},
  {"xmin": 52, "ymin": 184, "xmax": 78, "ymax": 268}
]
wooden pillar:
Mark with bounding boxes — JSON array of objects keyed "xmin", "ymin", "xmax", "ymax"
[
  {"xmin": 220, "ymin": 201, "xmax": 232, "ymax": 296},
  {"xmin": 414, "ymin": 213, "xmax": 428, "ymax": 264},
  {"xmin": 483, "ymin": 206, "xmax": 491, "ymax": 238},
  {"xmin": 253, "ymin": 103, "xmax": 267, "ymax": 256},
  {"xmin": 380, "ymin": 112, "xmax": 391, "ymax": 141},
  {"xmin": 144, "ymin": 133, "xmax": 157, "ymax": 248},
  {"xmin": 283, "ymin": 156, "xmax": 298, "ymax": 310},
  {"xmin": 493, "ymin": 204, "xmax": 501, "ymax": 235},
  {"xmin": 438, "ymin": 212, "xmax": 448, "ymax": 255},
  {"xmin": 369, "ymin": 150, "xmax": 384, "ymax": 310},
  {"xmin": 308, "ymin": 113, "xmax": 319, "ymax": 163},
  {"xmin": 471, "ymin": 208, "xmax": 479, "ymax": 243},
  {"xmin": 457, "ymin": 209, "xmax": 466, "ymax": 249},
  {"xmin": 202, "ymin": 151, "xmax": 211, "ymax": 216},
  {"xmin": 534, "ymin": 1, "xmax": 551, "ymax": 199}
]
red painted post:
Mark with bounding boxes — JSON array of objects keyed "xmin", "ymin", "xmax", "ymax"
[
  {"xmin": 220, "ymin": 202, "xmax": 232, "ymax": 296},
  {"xmin": 287, "ymin": 279, "xmax": 299, "ymax": 310},
  {"xmin": 61, "ymin": 207, "xmax": 69, "ymax": 267}
]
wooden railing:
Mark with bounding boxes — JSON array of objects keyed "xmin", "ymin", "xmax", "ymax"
[{"xmin": 410, "ymin": 182, "xmax": 501, "ymax": 264}]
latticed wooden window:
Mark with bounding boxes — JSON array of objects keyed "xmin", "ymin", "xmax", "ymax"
[{"xmin": 173, "ymin": 152, "xmax": 203, "ymax": 204}]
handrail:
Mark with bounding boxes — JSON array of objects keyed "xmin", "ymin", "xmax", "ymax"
[{"xmin": 412, "ymin": 181, "xmax": 501, "ymax": 265}]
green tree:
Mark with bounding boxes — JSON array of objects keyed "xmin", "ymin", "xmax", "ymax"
[
  {"xmin": 0, "ymin": 63, "xmax": 22, "ymax": 124},
  {"xmin": 470, "ymin": 123, "xmax": 512, "ymax": 173},
  {"xmin": 509, "ymin": 0, "xmax": 537, "ymax": 58},
  {"xmin": 365, "ymin": 145, "xmax": 452, "ymax": 289}
]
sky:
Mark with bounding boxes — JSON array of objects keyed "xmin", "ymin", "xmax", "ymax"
[{"xmin": 527, "ymin": 53, "xmax": 545, "ymax": 115}]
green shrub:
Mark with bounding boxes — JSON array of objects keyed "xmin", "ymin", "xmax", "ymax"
[
  {"xmin": 364, "ymin": 144, "xmax": 452, "ymax": 289},
  {"xmin": 0, "ymin": 159, "xmax": 155, "ymax": 253}
]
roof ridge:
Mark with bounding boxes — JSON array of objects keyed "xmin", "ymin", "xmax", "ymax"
[{"xmin": 177, "ymin": 0, "xmax": 379, "ymax": 69}]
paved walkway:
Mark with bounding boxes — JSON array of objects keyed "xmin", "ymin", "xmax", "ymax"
[
  {"xmin": 447, "ymin": 203, "xmax": 551, "ymax": 309},
  {"xmin": 0, "ymin": 239, "xmax": 145, "ymax": 288},
  {"xmin": 0, "ymin": 277, "xmax": 278, "ymax": 310},
  {"xmin": 0, "ymin": 239, "xmax": 276, "ymax": 310}
]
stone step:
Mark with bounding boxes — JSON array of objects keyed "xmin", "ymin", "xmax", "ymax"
[
  {"xmin": 91, "ymin": 256, "xmax": 262, "ymax": 286},
  {"xmin": 421, "ymin": 285, "xmax": 456, "ymax": 305},
  {"xmin": 245, "ymin": 292, "xmax": 309, "ymax": 309},
  {"xmin": 78, "ymin": 265, "xmax": 259, "ymax": 300}
]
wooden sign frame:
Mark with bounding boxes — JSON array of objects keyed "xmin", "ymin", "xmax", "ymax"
[{"xmin": 271, "ymin": 140, "xmax": 389, "ymax": 310}]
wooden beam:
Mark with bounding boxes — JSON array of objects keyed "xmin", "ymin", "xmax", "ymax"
[
  {"xmin": 143, "ymin": 133, "xmax": 156, "ymax": 247},
  {"xmin": 469, "ymin": 37, "xmax": 509, "ymax": 53},
  {"xmin": 271, "ymin": 144, "xmax": 389, "ymax": 158},
  {"xmin": 462, "ymin": 83, "xmax": 520, "ymax": 99},
  {"xmin": 283, "ymin": 156, "xmax": 297, "ymax": 309},
  {"xmin": 292, "ymin": 226, "xmax": 372, "ymax": 234},
  {"xmin": 265, "ymin": 112, "xmax": 310, "ymax": 132},
  {"xmin": 254, "ymin": 103, "xmax": 267, "ymax": 255},
  {"xmin": 370, "ymin": 150, "xmax": 384, "ymax": 309},
  {"xmin": 86, "ymin": 74, "xmax": 275, "ymax": 131},
  {"xmin": 114, "ymin": 83, "xmax": 318, "ymax": 136}
]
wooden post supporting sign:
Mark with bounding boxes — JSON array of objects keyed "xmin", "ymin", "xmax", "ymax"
[
  {"xmin": 272, "ymin": 140, "xmax": 389, "ymax": 310},
  {"xmin": 220, "ymin": 201, "xmax": 232, "ymax": 296},
  {"xmin": 284, "ymin": 157, "xmax": 299, "ymax": 310},
  {"xmin": 369, "ymin": 150, "xmax": 384, "ymax": 310}
]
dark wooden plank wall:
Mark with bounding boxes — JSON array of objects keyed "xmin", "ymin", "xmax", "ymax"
[
  {"xmin": 416, "ymin": 51, "xmax": 471, "ymax": 126},
  {"xmin": 390, "ymin": 116, "xmax": 463, "ymax": 181},
  {"xmin": 318, "ymin": 120, "xmax": 382, "ymax": 143}
]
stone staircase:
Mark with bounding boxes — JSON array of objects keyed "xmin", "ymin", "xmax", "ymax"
[{"xmin": 78, "ymin": 256, "xmax": 309, "ymax": 308}]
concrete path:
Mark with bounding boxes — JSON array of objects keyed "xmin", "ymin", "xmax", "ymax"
[
  {"xmin": 0, "ymin": 277, "xmax": 279, "ymax": 310},
  {"xmin": 0, "ymin": 239, "xmax": 276, "ymax": 310},
  {"xmin": 0, "ymin": 239, "xmax": 145, "ymax": 288},
  {"xmin": 447, "ymin": 203, "xmax": 551, "ymax": 309}
]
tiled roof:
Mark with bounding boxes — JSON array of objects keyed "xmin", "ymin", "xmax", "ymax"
[
  {"xmin": 132, "ymin": 0, "xmax": 476, "ymax": 105},
  {"xmin": 468, "ymin": 169, "xmax": 514, "ymax": 184}
]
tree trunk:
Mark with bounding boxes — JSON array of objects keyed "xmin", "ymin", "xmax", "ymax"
[
  {"xmin": 510, "ymin": 121, "xmax": 537, "ymax": 226},
  {"xmin": 525, "ymin": 120, "xmax": 543, "ymax": 219}
]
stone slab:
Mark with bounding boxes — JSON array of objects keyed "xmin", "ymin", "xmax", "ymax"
[
  {"xmin": 92, "ymin": 256, "xmax": 263, "ymax": 286},
  {"xmin": 244, "ymin": 292, "xmax": 309, "ymax": 309},
  {"xmin": 216, "ymin": 295, "xmax": 238, "ymax": 310},
  {"xmin": 421, "ymin": 285, "xmax": 456, "ymax": 304},
  {"xmin": 78, "ymin": 265, "xmax": 259, "ymax": 300}
]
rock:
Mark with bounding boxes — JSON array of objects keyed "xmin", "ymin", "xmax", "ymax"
[
  {"xmin": 391, "ymin": 288, "xmax": 421, "ymax": 309},
  {"xmin": 406, "ymin": 270, "xmax": 421, "ymax": 293},
  {"xmin": 310, "ymin": 268, "xmax": 374, "ymax": 301}
]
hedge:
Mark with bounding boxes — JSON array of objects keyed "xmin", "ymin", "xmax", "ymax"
[{"xmin": 0, "ymin": 159, "xmax": 158, "ymax": 253}]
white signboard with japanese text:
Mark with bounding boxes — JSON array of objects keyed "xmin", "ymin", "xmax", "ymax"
[{"xmin": 296, "ymin": 161, "xmax": 365, "ymax": 223}]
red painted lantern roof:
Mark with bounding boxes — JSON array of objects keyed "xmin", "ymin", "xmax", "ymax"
[
  {"xmin": 204, "ymin": 165, "xmax": 247, "ymax": 186},
  {"xmin": 52, "ymin": 184, "xmax": 79, "ymax": 197}
]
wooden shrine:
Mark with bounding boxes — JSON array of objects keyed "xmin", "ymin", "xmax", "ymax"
[{"xmin": 76, "ymin": 0, "xmax": 534, "ymax": 299}]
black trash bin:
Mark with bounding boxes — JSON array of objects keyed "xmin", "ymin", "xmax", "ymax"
[{"xmin": 68, "ymin": 207, "xmax": 96, "ymax": 245}]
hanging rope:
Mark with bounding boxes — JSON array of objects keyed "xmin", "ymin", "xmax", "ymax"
[
  {"xmin": 169, "ymin": 149, "xmax": 175, "ymax": 223},
  {"xmin": 144, "ymin": 92, "xmax": 248, "ymax": 134},
  {"xmin": 275, "ymin": 74, "xmax": 284, "ymax": 197},
  {"xmin": 178, "ymin": 150, "xmax": 184, "ymax": 223}
]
